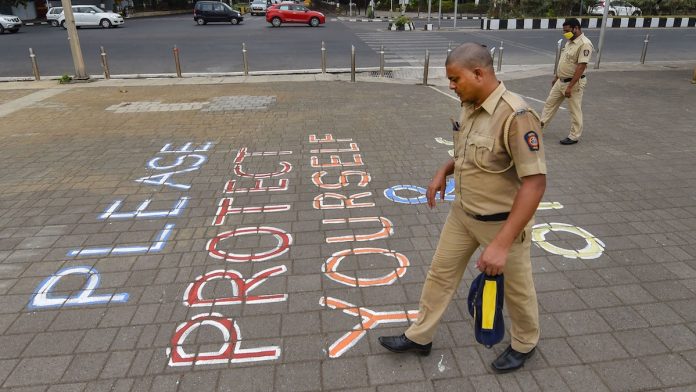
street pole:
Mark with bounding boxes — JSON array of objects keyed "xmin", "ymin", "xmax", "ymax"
[
  {"xmin": 60, "ymin": 0, "xmax": 89, "ymax": 80},
  {"xmin": 437, "ymin": 0, "xmax": 441, "ymax": 29},
  {"xmin": 427, "ymin": 0, "xmax": 431, "ymax": 23},
  {"xmin": 594, "ymin": 0, "xmax": 610, "ymax": 69},
  {"xmin": 453, "ymin": 0, "xmax": 457, "ymax": 28}
]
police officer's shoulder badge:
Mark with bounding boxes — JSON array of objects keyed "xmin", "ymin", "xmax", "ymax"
[
  {"xmin": 584, "ymin": 49, "xmax": 590, "ymax": 56},
  {"xmin": 524, "ymin": 131, "xmax": 540, "ymax": 151}
]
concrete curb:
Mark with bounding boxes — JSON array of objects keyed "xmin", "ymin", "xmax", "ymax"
[{"xmin": 1, "ymin": 61, "xmax": 692, "ymax": 91}]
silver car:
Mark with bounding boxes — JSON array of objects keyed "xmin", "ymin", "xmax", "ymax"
[
  {"xmin": 250, "ymin": 0, "xmax": 268, "ymax": 15},
  {"xmin": 588, "ymin": 0, "xmax": 642, "ymax": 16},
  {"xmin": 0, "ymin": 14, "xmax": 22, "ymax": 34},
  {"xmin": 57, "ymin": 5, "xmax": 124, "ymax": 28},
  {"xmin": 46, "ymin": 7, "xmax": 63, "ymax": 27}
]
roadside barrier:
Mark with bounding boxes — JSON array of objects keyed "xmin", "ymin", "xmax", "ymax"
[
  {"xmin": 321, "ymin": 41, "xmax": 327, "ymax": 73},
  {"xmin": 350, "ymin": 45, "xmax": 356, "ymax": 82},
  {"xmin": 173, "ymin": 45, "xmax": 182, "ymax": 77},
  {"xmin": 422, "ymin": 49, "xmax": 430, "ymax": 85},
  {"xmin": 100, "ymin": 46, "xmax": 111, "ymax": 79},
  {"xmin": 29, "ymin": 48, "xmax": 40, "ymax": 81},
  {"xmin": 640, "ymin": 33, "xmax": 650, "ymax": 64},
  {"xmin": 242, "ymin": 42, "xmax": 249, "ymax": 76},
  {"xmin": 379, "ymin": 44, "xmax": 385, "ymax": 77}
]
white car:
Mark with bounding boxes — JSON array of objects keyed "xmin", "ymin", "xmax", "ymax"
[
  {"xmin": 46, "ymin": 7, "xmax": 63, "ymax": 27},
  {"xmin": 57, "ymin": 5, "xmax": 124, "ymax": 28},
  {"xmin": 0, "ymin": 14, "xmax": 22, "ymax": 34},
  {"xmin": 250, "ymin": 0, "xmax": 268, "ymax": 15},
  {"xmin": 588, "ymin": 0, "xmax": 642, "ymax": 16}
]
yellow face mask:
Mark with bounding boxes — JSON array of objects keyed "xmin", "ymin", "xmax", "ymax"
[{"xmin": 563, "ymin": 31, "xmax": 574, "ymax": 40}]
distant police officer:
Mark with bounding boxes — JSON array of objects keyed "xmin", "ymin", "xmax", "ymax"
[
  {"xmin": 379, "ymin": 43, "xmax": 546, "ymax": 373},
  {"xmin": 541, "ymin": 18, "xmax": 594, "ymax": 145}
]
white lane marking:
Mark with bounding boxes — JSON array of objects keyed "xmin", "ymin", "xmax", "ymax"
[
  {"xmin": 525, "ymin": 95, "xmax": 566, "ymax": 110},
  {"xmin": 428, "ymin": 85, "xmax": 459, "ymax": 101}
]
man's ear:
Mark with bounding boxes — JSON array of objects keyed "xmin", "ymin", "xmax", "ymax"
[{"xmin": 472, "ymin": 67, "xmax": 484, "ymax": 81}]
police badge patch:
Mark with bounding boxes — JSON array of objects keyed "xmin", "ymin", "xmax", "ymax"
[
  {"xmin": 584, "ymin": 49, "xmax": 590, "ymax": 56},
  {"xmin": 524, "ymin": 131, "xmax": 540, "ymax": 151}
]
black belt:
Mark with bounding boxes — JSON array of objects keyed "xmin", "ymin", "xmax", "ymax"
[
  {"xmin": 561, "ymin": 75, "xmax": 585, "ymax": 83},
  {"xmin": 472, "ymin": 212, "xmax": 509, "ymax": 222}
]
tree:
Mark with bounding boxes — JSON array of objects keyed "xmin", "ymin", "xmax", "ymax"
[{"xmin": 0, "ymin": 0, "xmax": 29, "ymax": 8}]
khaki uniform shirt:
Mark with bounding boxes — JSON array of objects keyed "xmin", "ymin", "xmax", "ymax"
[
  {"xmin": 453, "ymin": 82, "xmax": 546, "ymax": 216},
  {"xmin": 557, "ymin": 33, "xmax": 594, "ymax": 78}
]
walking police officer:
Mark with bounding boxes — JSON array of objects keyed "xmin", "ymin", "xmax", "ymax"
[
  {"xmin": 379, "ymin": 43, "xmax": 547, "ymax": 373},
  {"xmin": 541, "ymin": 18, "xmax": 594, "ymax": 145}
]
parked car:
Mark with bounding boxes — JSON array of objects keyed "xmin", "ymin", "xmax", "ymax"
[
  {"xmin": 46, "ymin": 7, "xmax": 63, "ymax": 27},
  {"xmin": 266, "ymin": 2, "xmax": 325, "ymax": 27},
  {"xmin": 588, "ymin": 0, "xmax": 642, "ymax": 16},
  {"xmin": 194, "ymin": 1, "xmax": 244, "ymax": 25},
  {"xmin": 250, "ymin": 0, "xmax": 268, "ymax": 15},
  {"xmin": 0, "ymin": 14, "xmax": 22, "ymax": 34},
  {"xmin": 57, "ymin": 5, "xmax": 124, "ymax": 28}
]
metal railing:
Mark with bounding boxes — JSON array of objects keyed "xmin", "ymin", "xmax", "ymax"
[{"xmin": 12, "ymin": 37, "xmax": 674, "ymax": 82}]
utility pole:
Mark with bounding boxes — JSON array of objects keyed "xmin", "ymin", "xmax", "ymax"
[
  {"xmin": 60, "ymin": 0, "xmax": 89, "ymax": 80},
  {"xmin": 594, "ymin": 0, "xmax": 610, "ymax": 69}
]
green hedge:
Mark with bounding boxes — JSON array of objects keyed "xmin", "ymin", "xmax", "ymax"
[
  {"xmin": 487, "ymin": 0, "xmax": 695, "ymax": 18},
  {"xmin": 374, "ymin": 0, "xmax": 487, "ymax": 14}
]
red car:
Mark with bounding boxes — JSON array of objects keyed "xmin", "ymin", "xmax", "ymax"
[{"xmin": 266, "ymin": 2, "xmax": 325, "ymax": 27}]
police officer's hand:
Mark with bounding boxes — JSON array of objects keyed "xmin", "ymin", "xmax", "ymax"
[
  {"xmin": 476, "ymin": 242, "xmax": 508, "ymax": 276},
  {"xmin": 564, "ymin": 86, "xmax": 572, "ymax": 98},
  {"xmin": 426, "ymin": 171, "xmax": 447, "ymax": 209}
]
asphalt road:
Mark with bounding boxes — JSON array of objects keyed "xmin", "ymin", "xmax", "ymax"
[{"xmin": 2, "ymin": 14, "xmax": 695, "ymax": 77}]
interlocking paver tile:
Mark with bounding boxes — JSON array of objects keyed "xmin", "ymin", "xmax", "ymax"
[
  {"xmin": 47, "ymin": 383, "xmax": 87, "ymax": 392},
  {"xmin": 641, "ymin": 353, "xmax": 696, "ymax": 387},
  {"xmin": 597, "ymin": 306, "xmax": 649, "ymax": 331},
  {"xmin": 652, "ymin": 325, "xmax": 696, "ymax": 352},
  {"xmin": 4, "ymin": 356, "xmax": 72, "ymax": 387},
  {"xmin": 633, "ymin": 303, "xmax": 685, "ymax": 327},
  {"xmin": 367, "ymin": 354, "xmax": 425, "ymax": 385},
  {"xmin": 567, "ymin": 333, "xmax": 630, "ymax": 363},
  {"xmin": 321, "ymin": 356, "xmax": 370, "ymax": 390},
  {"xmin": 61, "ymin": 352, "xmax": 110, "ymax": 383},
  {"xmin": 555, "ymin": 310, "xmax": 612, "ymax": 336},
  {"xmin": 275, "ymin": 362, "xmax": 321, "ymax": 392},
  {"xmin": 469, "ymin": 374, "xmax": 504, "ymax": 391},
  {"xmin": 592, "ymin": 359, "xmax": 661, "ymax": 392},
  {"xmin": 451, "ymin": 347, "xmax": 488, "ymax": 377},
  {"xmin": 538, "ymin": 338, "xmax": 581, "ymax": 367}
]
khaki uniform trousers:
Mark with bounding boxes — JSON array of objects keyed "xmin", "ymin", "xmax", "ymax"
[
  {"xmin": 540, "ymin": 78, "xmax": 587, "ymax": 141},
  {"xmin": 404, "ymin": 201, "xmax": 540, "ymax": 353}
]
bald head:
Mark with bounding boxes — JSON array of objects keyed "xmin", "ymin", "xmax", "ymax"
[{"xmin": 445, "ymin": 43, "xmax": 494, "ymax": 72}]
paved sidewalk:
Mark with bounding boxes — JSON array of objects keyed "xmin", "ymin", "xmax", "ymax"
[{"xmin": 0, "ymin": 63, "xmax": 695, "ymax": 391}]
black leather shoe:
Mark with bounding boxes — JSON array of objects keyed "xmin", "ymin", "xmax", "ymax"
[
  {"xmin": 378, "ymin": 334, "xmax": 432, "ymax": 356},
  {"xmin": 491, "ymin": 345, "xmax": 535, "ymax": 373},
  {"xmin": 560, "ymin": 137, "xmax": 578, "ymax": 145}
]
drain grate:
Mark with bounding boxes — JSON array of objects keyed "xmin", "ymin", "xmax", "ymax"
[{"xmin": 369, "ymin": 71, "xmax": 394, "ymax": 78}]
